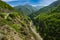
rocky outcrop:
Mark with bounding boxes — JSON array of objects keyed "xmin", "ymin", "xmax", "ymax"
[{"xmin": 0, "ymin": 25, "xmax": 22, "ymax": 40}]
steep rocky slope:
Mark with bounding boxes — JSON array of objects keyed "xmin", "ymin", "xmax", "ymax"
[{"xmin": 0, "ymin": 1, "xmax": 43, "ymax": 40}]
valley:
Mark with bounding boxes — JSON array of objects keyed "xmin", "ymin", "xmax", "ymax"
[{"xmin": 0, "ymin": 0, "xmax": 60, "ymax": 40}]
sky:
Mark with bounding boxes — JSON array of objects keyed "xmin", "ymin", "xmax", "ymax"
[{"xmin": 2, "ymin": 0, "xmax": 57, "ymax": 7}]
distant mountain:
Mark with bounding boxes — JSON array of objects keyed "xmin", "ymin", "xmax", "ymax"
[
  {"xmin": 29, "ymin": 0, "xmax": 60, "ymax": 18},
  {"xmin": 34, "ymin": 6, "xmax": 44, "ymax": 10},
  {"xmin": 14, "ymin": 4, "xmax": 37, "ymax": 15}
]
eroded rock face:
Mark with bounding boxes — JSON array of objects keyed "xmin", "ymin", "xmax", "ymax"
[{"xmin": 0, "ymin": 25, "xmax": 22, "ymax": 40}]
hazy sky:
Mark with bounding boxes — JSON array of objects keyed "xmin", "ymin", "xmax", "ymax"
[{"xmin": 2, "ymin": 0, "xmax": 57, "ymax": 6}]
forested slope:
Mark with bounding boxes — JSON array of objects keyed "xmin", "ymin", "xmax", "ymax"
[{"xmin": 34, "ymin": 0, "xmax": 60, "ymax": 40}]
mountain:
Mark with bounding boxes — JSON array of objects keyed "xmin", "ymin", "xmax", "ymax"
[
  {"xmin": 33, "ymin": 0, "xmax": 60, "ymax": 40},
  {"xmin": 14, "ymin": 4, "xmax": 37, "ymax": 15},
  {"xmin": 34, "ymin": 6, "xmax": 44, "ymax": 10},
  {"xmin": 0, "ymin": 1, "xmax": 43, "ymax": 40},
  {"xmin": 1, "ymin": 0, "xmax": 60, "ymax": 40},
  {"xmin": 29, "ymin": 0, "xmax": 60, "ymax": 18}
]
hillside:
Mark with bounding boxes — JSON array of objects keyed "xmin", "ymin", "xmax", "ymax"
[
  {"xmin": 0, "ymin": 1, "xmax": 43, "ymax": 40},
  {"xmin": 14, "ymin": 4, "xmax": 37, "ymax": 15},
  {"xmin": 33, "ymin": 0, "xmax": 60, "ymax": 40},
  {"xmin": 0, "ymin": 1, "xmax": 15, "ymax": 13},
  {"xmin": 29, "ymin": 0, "xmax": 60, "ymax": 18}
]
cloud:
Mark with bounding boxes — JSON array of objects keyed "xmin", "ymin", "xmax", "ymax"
[
  {"xmin": 2, "ymin": 0, "xmax": 18, "ymax": 2},
  {"xmin": 2, "ymin": 0, "xmax": 29, "ymax": 2},
  {"xmin": 2, "ymin": 0, "xmax": 57, "ymax": 6},
  {"xmin": 30, "ymin": 0, "xmax": 57, "ymax": 6}
]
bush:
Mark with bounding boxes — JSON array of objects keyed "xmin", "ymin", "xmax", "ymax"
[
  {"xmin": 9, "ymin": 12, "xmax": 18, "ymax": 18},
  {"xmin": 12, "ymin": 24, "xmax": 19, "ymax": 32}
]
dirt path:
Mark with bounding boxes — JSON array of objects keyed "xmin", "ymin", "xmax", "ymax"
[{"xmin": 29, "ymin": 21, "xmax": 43, "ymax": 40}]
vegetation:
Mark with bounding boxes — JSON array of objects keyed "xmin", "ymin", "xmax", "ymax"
[
  {"xmin": 0, "ymin": 1, "xmax": 14, "ymax": 10},
  {"xmin": 29, "ymin": 0, "xmax": 60, "ymax": 18},
  {"xmin": 0, "ymin": 0, "xmax": 60, "ymax": 40},
  {"xmin": 14, "ymin": 4, "xmax": 37, "ymax": 15},
  {"xmin": 0, "ymin": 1, "xmax": 42, "ymax": 40},
  {"xmin": 34, "ymin": 13, "xmax": 60, "ymax": 40},
  {"xmin": 33, "ymin": 0, "xmax": 60, "ymax": 40}
]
